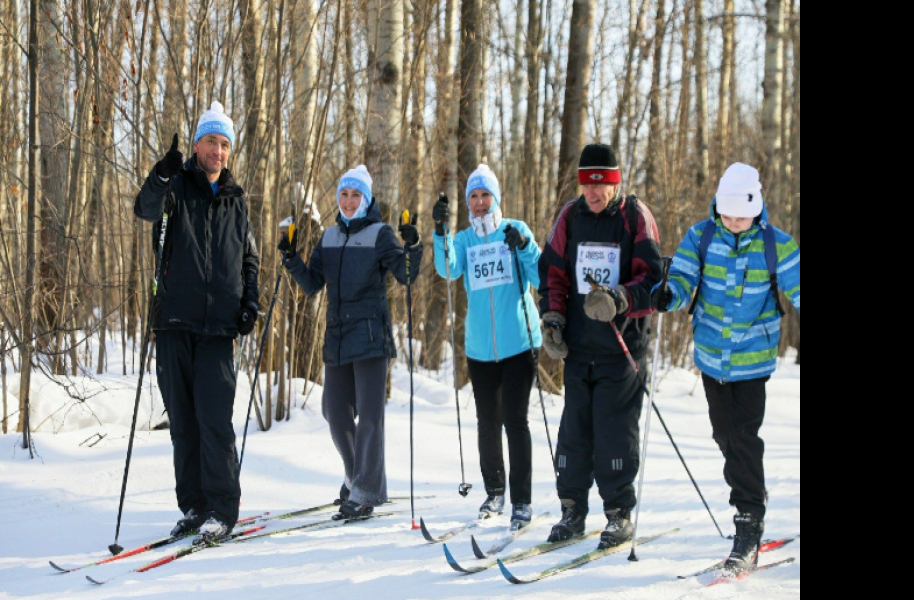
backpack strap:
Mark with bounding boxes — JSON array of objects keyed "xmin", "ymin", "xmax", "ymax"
[
  {"xmin": 688, "ymin": 219, "xmax": 785, "ymax": 317},
  {"xmin": 563, "ymin": 196, "xmax": 585, "ymax": 255},
  {"xmin": 688, "ymin": 219, "xmax": 717, "ymax": 315},
  {"xmin": 762, "ymin": 224, "xmax": 786, "ymax": 317},
  {"xmin": 625, "ymin": 195, "xmax": 639, "ymax": 248}
]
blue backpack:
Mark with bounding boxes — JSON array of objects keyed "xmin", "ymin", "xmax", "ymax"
[{"xmin": 688, "ymin": 219, "xmax": 785, "ymax": 317}]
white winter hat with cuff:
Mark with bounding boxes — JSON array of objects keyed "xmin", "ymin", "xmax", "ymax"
[{"xmin": 715, "ymin": 162, "xmax": 763, "ymax": 218}]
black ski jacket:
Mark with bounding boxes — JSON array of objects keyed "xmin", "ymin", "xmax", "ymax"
[
  {"xmin": 134, "ymin": 156, "xmax": 260, "ymax": 337},
  {"xmin": 284, "ymin": 199, "xmax": 423, "ymax": 367}
]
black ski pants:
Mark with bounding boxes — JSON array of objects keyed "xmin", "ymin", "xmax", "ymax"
[
  {"xmin": 467, "ymin": 351, "xmax": 535, "ymax": 505},
  {"xmin": 155, "ymin": 331, "xmax": 240, "ymax": 528},
  {"xmin": 702, "ymin": 374, "xmax": 769, "ymax": 521},
  {"xmin": 556, "ymin": 355, "xmax": 645, "ymax": 515},
  {"xmin": 322, "ymin": 357, "xmax": 390, "ymax": 507}
]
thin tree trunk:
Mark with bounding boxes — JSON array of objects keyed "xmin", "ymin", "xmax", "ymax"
[
  {"xmin": 365, "ymin": 0, "xmax": 405, "ymax": 214},
  {"xmin": 645, "ymin": 0, "xmax": 666, "ymax": 202},
  {"xmin": 504, "ymin": 0, "xmax": 524, "ymax": 207},
  {"xmin": 291, "ymin": 0, "xmax": 318, "ymax": 190},
  {"xmin": 693, "ymin": 0, "xmax": 709, "ymax": 188},
  {"xmin": 344, "ymin": 0, "xmax": 357, "ymax": 167},
  {"xmin": 19, "ymin": 0, "xmax": 39, "ymax": 449},
  {"xmin": 37, "ymin": 0, "xmax": 71, "ymax": 363},
  {"xmin": 761, "ymin": 0, "xmax": 784, "ymax": 204},
  {"xmin": 556, "ymin": 0, "xmax": 595, "ymax": 215},
  {"xmin": 419, "ymin": 0, "xmax": 458, "ymax": 371},
  {"xmin": 456, "ymin": 0, "xmax": 483, "ymax": 387},
  {"xmin": 162, "ymin": 0, "xmax": 188, "ymax": 141},
  {"xmin": 274, "ymin": 0, "xmax": 287, "ymax": 422},
  {"xmin": 716, "ymin": 0, "xmax": 734, "ymax": 172},
  {"xmin": 521, "ymin": 0, "xmax": 541, "ymax": 224},
  {"xmin": 240, "ymin": 0, "xmax": 271, "ymax": 429},
  {"xmin": 612, "ymin": 0, "xmax": 648, "ymax": 155}
]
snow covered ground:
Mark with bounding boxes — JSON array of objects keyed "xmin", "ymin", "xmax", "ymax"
[{"xmin": 0, "ymin": 339, "xmax": 800, "ymax": 599}]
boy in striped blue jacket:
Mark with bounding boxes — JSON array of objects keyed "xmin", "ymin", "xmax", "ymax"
[{"xmin": 653, "ymin": 163, "xmax": 800, "ymax": 571}]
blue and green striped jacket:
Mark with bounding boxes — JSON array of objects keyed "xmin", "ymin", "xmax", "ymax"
[{"xmin": 664, "ymin": 199, "xmax": 800, "ymax": 383}]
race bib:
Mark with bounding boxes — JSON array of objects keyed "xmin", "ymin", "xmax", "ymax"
[
  {"xmin": 576, "ymin": 243, "xmax": 620, "ymax": 294},
  {"xmin": 467, "ymin": 242, "xmax": 514, "ymax": 291}
]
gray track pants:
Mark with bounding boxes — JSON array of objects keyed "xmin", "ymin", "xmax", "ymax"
[{"xmin": 322, "ymin": 357, "xmax": 390, "ymax": 507}]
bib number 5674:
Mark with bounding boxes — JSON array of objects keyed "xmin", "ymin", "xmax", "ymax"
[{"xmin": 474, "ymin": 261, "xmax": 505, "ymax": 279}]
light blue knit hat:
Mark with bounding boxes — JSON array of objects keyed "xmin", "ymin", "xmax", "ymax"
[
  {"xmin": 194, "ymin": 101, "xmax": 235, "ymax": 149},
  {"xmin": 465, "ymin": 164, "xmax": 501, "ymax": 210},
  {"xmin": 337, "ymin": 165, "xmax": 373, "ymax": 222}
]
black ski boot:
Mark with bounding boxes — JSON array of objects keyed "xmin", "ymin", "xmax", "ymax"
[
  {"xmin": 478, "ymin": 494, "xmax": 505, "ymax": 519},
  {"xmin": 170, "ymin": 508, "xmax": 206, "ymax": 537},
  {"xmin": 597, "ymin": 508, "xmax": 634, "ymax": 549},
  {"xmin": 194, "ymin": 516, "xmax": 232, "ymax": 544},
  {"xmin": 547, "ymin": 499, "xmax": 586, "ymax": 542},
  {"xmin": 725, "ymin": 513, "xmax": 764, "ymax": 571},
  {"xmin": 335, "ymin": 483, "xmax": 351, "ymax": 506},
  {"xmin": 509, "ymin": 503, "xmax": 533, "ymax": 531},
  {"xmin": 333, "ymin": 500, "xmax": 374, "ymax": 520}
]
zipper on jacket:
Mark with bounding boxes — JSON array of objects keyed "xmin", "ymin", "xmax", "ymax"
[
  {"xmin": 337, "ymin": 227, "xmax": 350, "ymax": 364},
  {"xmin": 482, "ymin": 224, "xmax": 499, "ymax": 362}
]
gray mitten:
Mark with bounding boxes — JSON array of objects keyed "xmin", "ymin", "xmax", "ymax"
[
  {"xmin": 583, "ymin": 285, "xmax": 629, "ymax": 322},
  {"xmin": 541, "ymin": 311, "xmax": 568, "ymax": 360}
]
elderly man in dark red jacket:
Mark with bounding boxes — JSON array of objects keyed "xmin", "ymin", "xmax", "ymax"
[{"xmin": 538, "ymin": 143, "xmax": 662, "ymax": 550}]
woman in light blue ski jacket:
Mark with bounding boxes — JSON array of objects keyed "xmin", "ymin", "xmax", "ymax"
[{"xmin": 432, "ymin": 164, "xmax": 541, "ymax": 526}]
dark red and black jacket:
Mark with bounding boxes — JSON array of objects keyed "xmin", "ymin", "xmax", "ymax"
[{"xmin": 537, "ymin": 193, "xmax": 663, "ymax": 361}]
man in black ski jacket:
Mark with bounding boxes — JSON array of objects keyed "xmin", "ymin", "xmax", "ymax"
[{"xmin": 134, "ymin": 101, "xmax": 259, "ymax": 543}]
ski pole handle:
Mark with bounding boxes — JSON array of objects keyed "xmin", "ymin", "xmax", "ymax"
[{"xmin": 660, "ymin": 256, "xmax": 672, "ymax": 295}]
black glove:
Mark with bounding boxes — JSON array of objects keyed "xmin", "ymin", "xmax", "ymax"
[
  {"xmin": 432, "ymin": 194, "xmax": 450, "ymax": 236},
  {"xmin": 277, "ymin": 226, "xmax": 299, "ymax": 261},
  {"xmin": 156, "ymin": 133, "xmax": 183, "ymax": 180},
  {"xmin": 503, "ymin": 224, "xmax": 529, "ymax": 251},
  {"xmin": 399, "ymin": 214, "xmax": 419, "ymax": 247},
  {"xmin": 652, "ymin": 286, "xmax": 673, "ymax": 313},
  {"xmin": 237, "ymin": 304, "xmax": 258, "ymax": 336}
]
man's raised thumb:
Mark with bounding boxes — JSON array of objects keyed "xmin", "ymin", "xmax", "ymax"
[{"xmin": 170, "ymin": 133, "xmax": 179, "ymax": 152}]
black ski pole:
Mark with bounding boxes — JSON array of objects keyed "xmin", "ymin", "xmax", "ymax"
[
  {"xmin": 238, "ymin": 225, "xmax": 291, "ymax": 471},
  {"xmin": 585, "ymin": 272, "xmax": 725, "ymax": 540},
  {"xmin": 110, "ymin": 208, "xmax": 170, "ymax": 556},
  {"xmin": 505, "ymin": 225, "xmax": 557, "ymax": 479},
  {"xmin": 439, "ymin": 193, "xmax": 472, "ymax": 497},
  {"xmin": 401, "ymin": 210, "xmax": 421, "ymax": 530}
]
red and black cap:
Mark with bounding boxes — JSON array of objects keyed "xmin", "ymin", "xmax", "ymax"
[{"xmin": 578, "ymin": 143, "xmax": 621, "ymax": 185}]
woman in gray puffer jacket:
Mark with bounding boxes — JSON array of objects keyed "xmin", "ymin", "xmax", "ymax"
[{"xmin": 279, "ymin": 165, "xmax": 422, "ymax": 519}]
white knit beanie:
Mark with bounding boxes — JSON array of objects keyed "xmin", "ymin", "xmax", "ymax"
[
  {"xmin": 715, "ymin": 163, "xmax": 763, "ymax": 218},
  {"xmin": 194, "ymin": 101, "xmax": 236, "ymax": 149}
]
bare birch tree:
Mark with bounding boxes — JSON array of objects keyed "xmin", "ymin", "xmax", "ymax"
[{"xmin": 365, "ymin": 0, "xmax": 405, "ymax": 214}]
